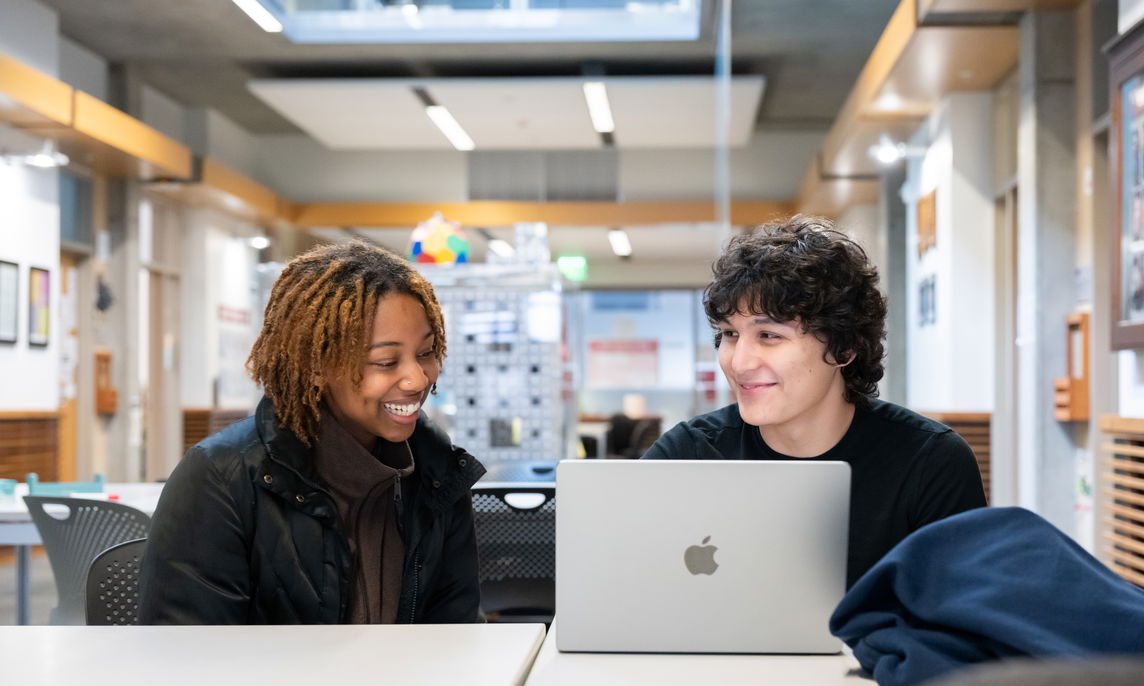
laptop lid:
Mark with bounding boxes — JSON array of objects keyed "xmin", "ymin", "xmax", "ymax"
[{"xmin": 555, "ymin": 459, "xmax": 850, "ymax": 654}]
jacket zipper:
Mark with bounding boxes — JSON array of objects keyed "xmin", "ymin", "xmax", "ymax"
[
  {"xmin": 409, "ymin": 551, "xmax": 421, "ymax": 622},
  {"xmin": 394, "ymin": 472, "xmax": 405, "ymax": 538}
]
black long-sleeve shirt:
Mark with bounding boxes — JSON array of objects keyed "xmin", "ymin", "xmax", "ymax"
[{"xmin": 642, "ymin": 399, "xmax": 987, "ymax": 588}]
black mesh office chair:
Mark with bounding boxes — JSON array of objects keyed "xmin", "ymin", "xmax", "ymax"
[
  {"xmin": 23, "ymin": 496, "xmax": 151, "ymax": 625},
  {"xmin": 471, "ymin": 482, "xmax": 556, "ymax": 625},
  {"xmin": 86, "ymin": 537, "xmax": 147, "ymax": 625}
]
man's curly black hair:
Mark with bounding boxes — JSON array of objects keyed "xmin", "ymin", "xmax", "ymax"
[{"xmin": 704, "ymin": 215, "xmax": 887, "ymax": 405}]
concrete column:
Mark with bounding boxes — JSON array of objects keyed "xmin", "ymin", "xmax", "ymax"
[
  {"xmin": 1016, "ymin": 11, "xmax": 1078, "ymax": 533},
  {"xmin": 881, "ymin": 164, "xmax": 908, "ymax": 404},
  {"xmin": 104, "ymin": 177, "xmax": 144, "ymax": 482}
]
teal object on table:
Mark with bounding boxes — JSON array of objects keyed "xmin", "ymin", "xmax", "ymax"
[
  {"xmin": 26, "ymin": 472, "xmax": 105, "ymax": 495},
  {"xmin": 0, "ymin": 478, "xmax": 16, "ymax": 502}
]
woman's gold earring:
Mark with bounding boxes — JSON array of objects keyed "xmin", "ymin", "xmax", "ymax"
[{"xmin": 430, "ymin": 383, "xmax": 438, "ymax": 396}]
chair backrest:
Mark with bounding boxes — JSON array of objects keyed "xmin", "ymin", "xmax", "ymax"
[
  {"xmin": 23, "ymin": 496, "xmax": 151, "ymax": 625},
  {"xmin": 480, "ymin": 459, "xmax": 558, "ymax": 484},
  {"xmin": 471, "ymin": 483, "xmax": 556, "ymax": 624},
  {"xmin": 86, "ymin": 538, "xmax": 147, "ymax": 626},
  {"xmin": 26, "ymin": 472, "xmax": 106, "ymax": 496}
]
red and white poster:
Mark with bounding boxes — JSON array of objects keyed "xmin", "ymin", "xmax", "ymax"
[{"xmin": 586, "ymin": 339, "xmax": 658, "ymax": 389}]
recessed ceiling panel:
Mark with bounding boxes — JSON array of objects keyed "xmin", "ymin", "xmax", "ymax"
[
  {"xmin": 250, "ymin": 76, "xmax": 766, "ymax": 151},
  {"xmin": 608, "ymin": 76, "xmax": 765, "ymax": 148},
  {"xmin": 429, "ymin": 80, "xmax": 599, "ymax": 149},
  {"xmin": 248, "ymin": 79, "xmax": 450, "ymax": 149}
]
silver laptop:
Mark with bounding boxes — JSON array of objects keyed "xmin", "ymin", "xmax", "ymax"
[{"xmin": 555, "ymin": 459, "xmax": 850, "ymax": 654}]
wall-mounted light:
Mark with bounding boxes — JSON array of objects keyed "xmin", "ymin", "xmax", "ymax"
[
  {"xmin": 249, "ymin": 236, "xmax": 271, "ymax": 250},
  {"xmin": 607, "ymin": 228, "xmax": 632, "ymax": 258},
  {"xmin": 1, "ymin": 140, "xmax": 69, "ymax": 168},
  {"xmin": 232, "ymin": 0, "xmax": 283, "ymax": 32},
  {"xmin": 867, "ymin": 134, "xmax": 927, "ymax": 166}
]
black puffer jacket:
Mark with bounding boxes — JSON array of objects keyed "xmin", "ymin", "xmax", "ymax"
[{"xmin": 138, "ymin": 397, "xmax": 486, "ymax": 624}]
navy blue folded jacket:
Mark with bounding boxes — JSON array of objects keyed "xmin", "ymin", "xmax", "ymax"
[{"xmin": 829, "ymin": 507, "xmax": 1144, "ymax": 686}]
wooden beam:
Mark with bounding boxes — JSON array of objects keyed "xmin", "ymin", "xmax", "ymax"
[
  {"xmin": 0, "ymin": 53, "xmax": 72, "ymax": 128},
  {"xmin": 819, "ymin": 0, "xmax": 918, "ymax": 174},
  {"xmin": 70, "ymin": 91, "xmax": 193, "ymax": 180},
  {"xmin": 289, "ymin": 200, "xmax": 796, "ymax": 228},
  {"xmin": 200, "ymin": 159, "xmax": 282, "ymax": 220}
]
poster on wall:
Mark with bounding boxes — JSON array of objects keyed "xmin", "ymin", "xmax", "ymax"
[
  {"xmin": 216, "ymin": 305, "xmax": 257, "ymax": 409},
  {"xmin": 916, "ymin": 190, "xmax": 937, "ymax": 258},
  {"xmin": 28, "ymin": 267, "xmax": 49, "ymax": 346},
  {"xmin": 918, "ymin": 275, "xmax": 937, "ymax": 327},
  {"xmin": 0, "ymin": 260, "xmax": 17, "ymax": 344},
  {"xmin": 586, "ymin": 339, "xmax": 658, "ymax": 389},
  {"xmin": 1122, "ymin": 75, "xmax": 1144, "ymax": 324}
]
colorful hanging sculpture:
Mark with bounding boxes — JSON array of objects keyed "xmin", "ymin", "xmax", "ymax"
[{"xmin": 409, "ymin": 212, "xmax": 469, "ymax": 264}]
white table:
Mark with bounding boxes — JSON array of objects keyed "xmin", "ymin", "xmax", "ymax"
[
  {"xmin": 523, "ymin": 623, "xmax": 872, "ymax": 686},
  {"xmin": 0, "ymin": 624, "xmax": 546, "ymax": 686},
  {"xmin": 0, "ymin": 482, "xmax": 164, "ymax": 625}
]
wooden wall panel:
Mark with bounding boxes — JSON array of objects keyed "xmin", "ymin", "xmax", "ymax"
[
  {"xmin": 1098, "ymin": 415, "xmax": 1144, "ymax": 588},
  {"xmin": 924, "ymin": 412, "xmax": 991, "ymax": 503},
  {"xmin": 0, "ymin": 412, "xmax": 59, "ymax": 482},
  {"xmin": 182, "ymin": 408, "xmax": 251, "ymax": 456}
]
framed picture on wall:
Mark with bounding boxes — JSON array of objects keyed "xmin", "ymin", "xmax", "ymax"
[
  {"xmin": 0, "ymin": 260, "xmax": 17, "ymax": 344},
  {"xmin": 1110, "ymin": 23, "xmax": 1144, "ymax": 348},
  {"xmin": 28, "ymin": 266, "xmax": 49, "ymax": 347}
]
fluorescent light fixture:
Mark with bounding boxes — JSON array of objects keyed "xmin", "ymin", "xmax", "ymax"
[
  {"xmin": 607, "ymin": 228, "xmax": 632, "ymax": 257},
  {"xmin": 249, "ymin": 236, "xmax": 271, "ymax": 250},
  {"xmin": 425, "ymin": 105, "xmax": 475, "ymax": 151},
  {"xmin": 232, "ymin": 0, "xmax": 283, "ymax": 33},
  {"xmin": 582, "ymin": 82, "xmax": 615, "ymax": 134},
  {"xmin": 487, "ymin": 239, "xmax": 515, "ymax": 258}
]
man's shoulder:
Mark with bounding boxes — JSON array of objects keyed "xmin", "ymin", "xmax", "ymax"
[
  {"xmin": 679, "ymin": 404, "xmax": 747, "ymax": 437},
  {"xmin": 642, "ymin": 404, "xmax": 748, "ymax": 460},
  {"xmin": 864, "ymin": 399, "xmax": 956, "ymax": 438}
]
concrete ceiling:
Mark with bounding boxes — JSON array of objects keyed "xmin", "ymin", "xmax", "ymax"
[{"xmin": 39, "ymin": 0, "xmax": 902, "ymax": 136}]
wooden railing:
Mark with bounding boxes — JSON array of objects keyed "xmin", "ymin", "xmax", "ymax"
[
  {"xmin": 1097, "ymin": 415, "xmax": 1144, "ymax": 588},
  {"xmin": 923, "ymin": 412, "xmax": 991, "ymax": 503}
]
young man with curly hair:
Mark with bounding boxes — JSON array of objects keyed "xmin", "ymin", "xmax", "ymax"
[
  {"xmin": 643, "ymin": 216, "xmax": 986, "ymax": 588},
  {"xmin": 139, "ymin": 241, "xmax": 486, "ymax": 624}
]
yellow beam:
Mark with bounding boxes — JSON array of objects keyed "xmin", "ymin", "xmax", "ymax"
[
  {"xmin": 0, "ymin": 53, "xmax": 72, "ymax": 127},
  {"xmin": 289, "ymin": 200, "xmax": 796, "ymax": 228},
  {"xmin": 819, "ymin": 0, "xmax": 917, "ymax": 173},
  {"xmin": 72, "ymin": 91, "xmax": 193, "ymax": 180},
  {"xmin": 201, "ymin": 159, "xmax": 281, "ymax": 220}
]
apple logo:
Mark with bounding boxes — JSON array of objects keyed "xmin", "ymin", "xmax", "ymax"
[{"xmin": 684, "ymin": 535, "xmax": 719, "ymax": 575}]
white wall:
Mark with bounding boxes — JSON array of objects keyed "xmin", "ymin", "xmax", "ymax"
[
  {"xmin": 179, "ymin": 208, "xmax": 261, "ymax": 411},
  {"xmin": 903, "ymin": 94, "xmax": 996, "ymax": 413},
  {"xmin": 58, "ymin": 36, "xmax": 108, "ymax": 101},
  {"xmin": 0, "ymin": 0, "xmax": 58, "ymax": 75},
  {"xmin": 837, "ymin": 203, "xmax": 883, "ymax": 284},
  {"xmin": 0, "ymin": 163, "xmax": 60, "ymax": 410}
]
